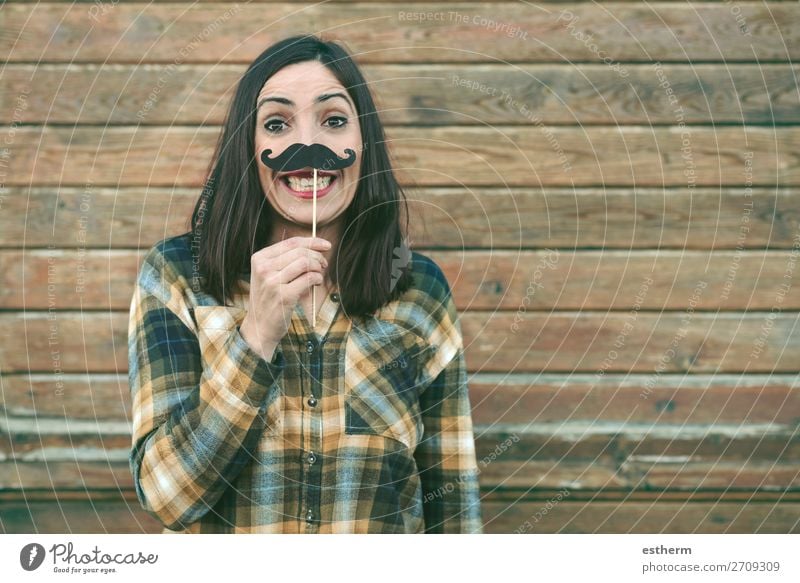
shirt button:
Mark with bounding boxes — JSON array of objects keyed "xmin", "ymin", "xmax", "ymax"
[
  {"xmin": 305, "ymin": 509, "xmax": 314, "ymax": 523},
  {"xmin": 307, "ymin": 396, "xmax": 317, "ymax": 407},
  {"xmin": 307, "ymin": 451, "xmax": 317, "ymax": 465},
  {"xmin": 331, "ymin": 292, "xmax": 340, "ymax": 302},
  {"xmin": 305, "ymin": 340, "xmax": 315, "ymax": 353}
]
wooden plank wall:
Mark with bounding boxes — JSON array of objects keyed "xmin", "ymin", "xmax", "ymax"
[{"xmin": 1, "ymin": 1, "xmax": 799, "ymax": 534}]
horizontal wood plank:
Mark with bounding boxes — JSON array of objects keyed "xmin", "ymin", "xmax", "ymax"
[
  {"xmin": 0, "ymin": 0, "xmax": 742, "ymax": 3},
  {"xmin": 3, "ymin": 249, "xmax": 799, "ymax": 310},
  {"xmin": 3, "ymin": 487, "xmax": 795, "ymax": 504},
  {"xmin": 0, "ymin": 497, "xmax": 164, "ymax": 534},
  {"xmin": 2, "ymin": 311, "xmax": 798, "ymax": 373},
  {"xmin": 482, "ymin": 499, "xmax": 800, "ymax": 533},
  {"xmin": 2, "ymin": 3, "xmax": 797, "ymax": 63},
  {"xmin": 2, "ymin": 493, "xmax": 799, "ymax": 533},
  {"xmin": 0, "ymin": 461, "xmax": 135, "ymax": 491},
  {"xmin": 1, "ymin": 427, "xmax": 797, "ymax": 491},
  {"xmin": 4, "ymin": 373, "xmax": 799, "ymax": 425},
  {"xmin": 2, "ymin": 456, "xmax": 795, "ymax": 493},
  {"xmin": 470, "ymin": 373, "xmax": 800, "ymax": 426},
  {"xmin": 473, "ymin": 429, "xmax": 800, "ymax": 490},
  {"xmin": 4, "ymin": 64, "xmax": 798, "ymax": 125},
  {"xmin": 459, "ymin": 311, "xmax": 800, "ymax": 373},
  {"xmin": 2, "ymin": 187, "xmax": 797, "ymax": 250},
  {"xmin": 4, "ymin": 127, "xmax": 798, "ymax": 187},
  {"xmin": 1, "ymin": 374, "xmax": 131, "ymax": 420}
]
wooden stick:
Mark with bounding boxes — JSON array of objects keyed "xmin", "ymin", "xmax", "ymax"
[{"xmin": 312, "ymin": 167, "xmax": 317, "ymax": 328}]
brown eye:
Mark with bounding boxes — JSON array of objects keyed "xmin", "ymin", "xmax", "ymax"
[
  {"xmin": 325, "ymin": 116, "xmax": 348, "ymax": 129},
  {"xmin": 264, "ymin": 119, "xmax": 286, "ymax": 133}
]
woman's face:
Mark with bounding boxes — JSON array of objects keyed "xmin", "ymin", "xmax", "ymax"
[{"xmin": 255, "ymin": 61, "xmax": 362, "ymax": 231}]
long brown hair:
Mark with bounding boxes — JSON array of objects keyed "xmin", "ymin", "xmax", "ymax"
[{"xmin": 190, "ymin": 34, "xmax": 414, "ymax": 320}]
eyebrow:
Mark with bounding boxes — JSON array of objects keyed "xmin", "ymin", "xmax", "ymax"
[{"xmin": 256, "ymin": 92, "xmax": 353, "ymax": 113}]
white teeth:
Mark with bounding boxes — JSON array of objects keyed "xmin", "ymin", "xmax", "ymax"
[{"xmin": 285, "ymin": 174, "xmax": 332, "ymax": 192}]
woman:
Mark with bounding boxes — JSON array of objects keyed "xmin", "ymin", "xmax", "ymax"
[{"xmin": 128, "ymin": 34, "xmax": 483, "ymax": 534}]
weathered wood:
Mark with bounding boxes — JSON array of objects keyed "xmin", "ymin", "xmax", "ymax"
[
  {"xmin": 1, "ymin": 374, "xmax": 131, "ymax": 420},
  {"xmin": 5, "ymin": 126, "xmax": 798, "ymax": 187},
  {"xmin": 3, "ymin": 249, "xmax": 799, "ymax": 310},
  {"xmin": 1, "ymin": 0, "xmax": 798, "ymax": 536},
  {"xmin": 2, "ymin": 311, "xmax": 798, "ymax": 373},
  {"xmin": 2, "ymin": 487, "xmax": 796, "ymax": 504},
  {"xmin": 460, "ymin": 311, "xmax": 800, "ymax": 373},
  {"xmin": 0, "ymin": 433, "xmax": 131, "ymax": 460},
  {"xmin": 477, "ymin": 428, "xmax": 800, "ymax": 490},
  {"xmin": 481, "ymin": 499, "xmax": 800, "ymax": 533},
  {"xmin": 5, "ymin": 64, "xmax": 798, "ymax": 125},
  {"xmin": 2, "ymin": 420, "xmax": 797, "ymax": 490},
  {"xmin": 0, "ymin": 462, "xmax": 135, "ymax": 491},
  {"xmin": 1, "ymin": 455, "xmax": 795, "ymax": 493},
  {"xmin": 4, "ymin": 373, "xmax": 798, "ymax": 425},
  {"xmin": 470, "ymin": 374, "xmax": 800, "ymax": 426},
  {"xmin": 2, "ymin": 494, "xmax": 798, "ymax": 534},
  {"xmin": 0, "ymin": 250, "xmax": 142, "ymax": 310},
  {"xmin": 0, "ymin": 498, "xmax": 162, "ymax": 534},
  {"xmin": 2, "ymin": 187, "xmax": 797, "ymax": 250},
  {"xmin": 0, "ymin": 0, "xmax": 747, "ymax": 3},
  {"xmin": 2, "ymin": 3, "xmax": 797, "ymax": 63}
]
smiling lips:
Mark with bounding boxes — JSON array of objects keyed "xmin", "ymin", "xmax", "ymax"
[{"xmin": 278, "ymin": 169, "xmax": 338, "ymax": 199}]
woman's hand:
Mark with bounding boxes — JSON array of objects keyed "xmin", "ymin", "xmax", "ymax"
[{"xmin": 239, "ymin": 236, "xmax": 331, "ymax": 360}]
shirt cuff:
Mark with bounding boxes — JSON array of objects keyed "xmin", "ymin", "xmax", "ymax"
[{"xmin": 227, "ymin": 325, "xmax": 286, "ymax": 407}]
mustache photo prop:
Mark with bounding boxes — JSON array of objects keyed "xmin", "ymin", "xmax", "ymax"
[
  {"xmin": 259, "ymin": 142, "xmax": 358, "ymax": 327},
  {"xmin": 260, "ymin": 142, "xmax": 357, "ymax": 173}
]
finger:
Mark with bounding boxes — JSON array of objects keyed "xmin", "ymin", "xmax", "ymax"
[
  {"xmin": 274, "ymin": 255, "xmax": 326, "ymax": 285},
  {"xmin": 253, "ymin": 236, "xmax": 331, "ymax": 261},
  {"xmin": 271, "ymin": 246, "xmax": 329, "ymax": 272},
  {"xmin": 285, "ymin": 270, "xmax": 324, "ymax": 299},
  {"xmin": 250, "ymin": 246, "xmax": 328, "ymax": 277}
]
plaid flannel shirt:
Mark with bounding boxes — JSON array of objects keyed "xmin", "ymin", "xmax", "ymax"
[{"xmin": 128, "ymin": 233, "xmax": 483, "ymax": 533}]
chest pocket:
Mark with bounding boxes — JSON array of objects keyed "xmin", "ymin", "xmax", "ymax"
[
  {"xmin": 344, "ymin": 317, "xmax": 435, "ymax": 450},
  {"xmin": 192, "ymin": 305, "xmax": 283, "ymax": 437}
]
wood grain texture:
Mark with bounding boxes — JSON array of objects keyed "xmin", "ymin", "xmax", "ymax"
[
  {"xmin": 2, "ymin": 187, "xmax": 797, "ymax": 250},
  {"xmin": 2, "ymin": 3, "xmax": 797, "ymax": 63},
  {"xmin": 3, "ymin": 373, "xmax": 798, "ymax": 424},
  {"xmin": 1, "ymin": 0, "xmax": 798, "ymax": 534},
  {"xmin": 4, "ymin": 64, "xmax": 799, "ymax": 125},
  {"xmin": 2, "ymin": 249, "xmax": 799, "ymax": 310},
  {"xmin": 2, "ymin": 493, "xmax": 798, "ymax": 534},
  {"xmin": 2, "ymin": 311, "xmax": 798, "ymax": 373},
  {"xmin": 1, "ymin": 427, "xmax": 797, "ymax": 491},
  {"xmin": 5, "ymin": 126, "xmax": 799, "ymax": 187}
]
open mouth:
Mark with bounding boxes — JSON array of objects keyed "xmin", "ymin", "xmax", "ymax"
[{"xmin": 278, "ymin": 172, "xmax": 338, "ymax": 199}]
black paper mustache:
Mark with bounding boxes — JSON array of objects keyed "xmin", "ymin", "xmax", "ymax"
[{"xmin": 260, "ymin": 143, "xmax": 357, "ymax": 173}]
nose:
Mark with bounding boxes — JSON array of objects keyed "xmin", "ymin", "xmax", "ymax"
[{"xmin": 294, "ymin": 109, "xmax": 320, "ymax": 147}]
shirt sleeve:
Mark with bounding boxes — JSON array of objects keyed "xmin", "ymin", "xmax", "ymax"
[
  {"xmin": 127, "ymin": 242, "xmax": 285, "ymax": 531},
  {"xmin": 413, "ymin": 272, "xmax": 484, "ymax": 534}
]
